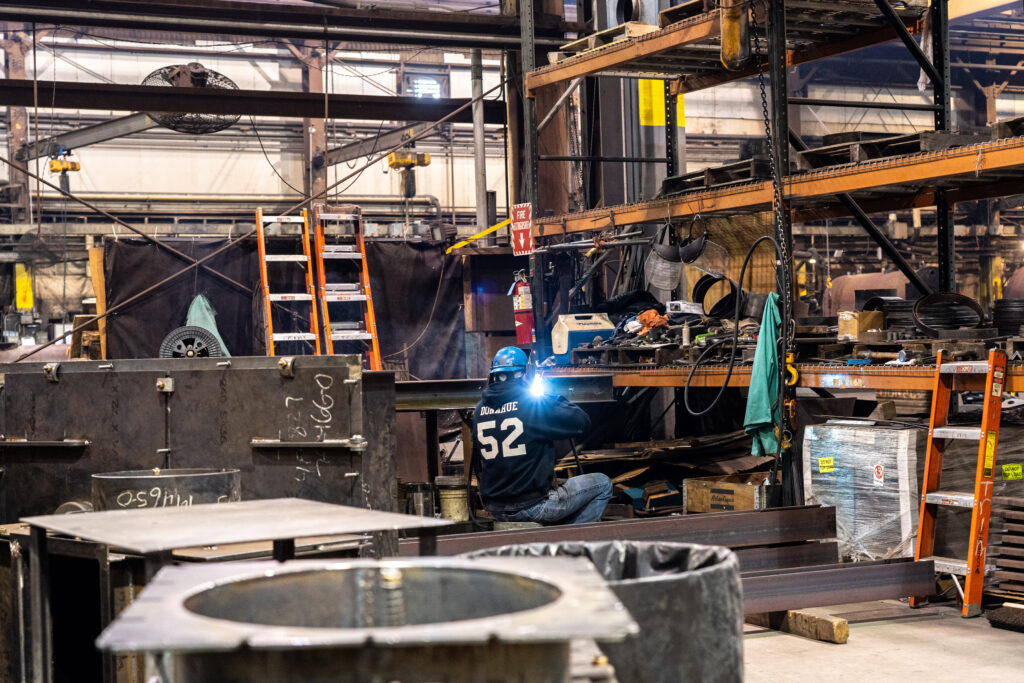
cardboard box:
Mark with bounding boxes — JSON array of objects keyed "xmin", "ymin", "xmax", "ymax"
[
  {"xmin": 683, "ymin": 472, "xmax": 770, "ymax": 513},
  {"xmin": 837, "ymin": 310, "xmax": 883, "ymax": 341}
]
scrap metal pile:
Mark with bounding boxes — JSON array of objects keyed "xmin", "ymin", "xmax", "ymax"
[{"xmin": 568, "ymin": 273, "xmax": 768, "ymax": 369}]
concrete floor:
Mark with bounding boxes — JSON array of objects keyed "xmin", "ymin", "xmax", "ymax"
[{"xmin": 744, "ymin": 600, "xmax": 1024, "ymax": 682}]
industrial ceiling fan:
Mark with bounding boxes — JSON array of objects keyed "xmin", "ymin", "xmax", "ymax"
[{"xmin": 141, "ymin": 62, "xmax": 241, "ymax": 135}]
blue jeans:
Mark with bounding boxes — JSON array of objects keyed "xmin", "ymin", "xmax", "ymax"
[{"xmin": 500, "ymin": 473, "xmax": 613, "ymax": 525}]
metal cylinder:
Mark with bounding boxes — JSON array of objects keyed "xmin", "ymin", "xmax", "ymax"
[
  {"xmin": 720, "ymin": 2, "xmax": 750, "ymax": 70},
  {"xmin": 90, "ymin": 468, "xmax": 241, "ymax": 511},
  {"xmin": 471, "ymin": 48, "xmax": 490, "ymax": 242},
  {"xmin": 96, "ymin": 557, "xmax": 638, "ymax": 682},
  {"xmin": 405, "ymin": 482, "xmax": 434, "ymax": 517},
  {"xmin": 435, "ymin": 475, "xmax": 469, "ymax": 523}
]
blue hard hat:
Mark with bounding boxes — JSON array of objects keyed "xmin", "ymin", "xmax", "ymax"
[{"xmin": 491, "ymin": 346, "xmax": 528, "ymax": 374}]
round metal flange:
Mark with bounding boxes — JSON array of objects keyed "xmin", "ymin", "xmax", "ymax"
[
  {"xmin": 912, "ymin": 292, "xmax": 984, "ymax": 338},
  {"xmin": 159, "ymin": 326, "xmax": 224, "ymax": 358}
]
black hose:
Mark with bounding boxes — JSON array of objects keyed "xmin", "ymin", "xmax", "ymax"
[
  {"xmin": 569, "ymin": 437, "xmax": 585, "ymax": 475},
  {"xmin": 683, "ymin": 235, "xmax": 784, "ymax": 416}
]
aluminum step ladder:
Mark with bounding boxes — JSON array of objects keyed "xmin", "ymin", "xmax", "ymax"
[
  {"xmin": 314, "ymin": 206, "xmax": 382, "ymax": 370},
  {"xmin": 255, "ymin": 208, "xmax": 321, "ymax": 356},
  {"xmin": 912, "ymin": 348, "xmax": 1006, "ymax": 616}
]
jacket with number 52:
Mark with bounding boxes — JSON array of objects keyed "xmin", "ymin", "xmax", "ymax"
[{"xmin": 471, "ymin": 379, "xmax": 591, "ymax": 509}]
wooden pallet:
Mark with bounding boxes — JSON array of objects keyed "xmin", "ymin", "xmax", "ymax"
[
  {"xmin": 992, "ymin": 115, "xmax": 1024, "ymax": 140},
  {"xmin": 797, "ymin": 131, "xmax": 987, "ymax": 170},
  {"xmin": 560, "ymin": 21, "xmax": 660, "ymax": 53},
  {"xmin": 660, "ymin": 157, "xmax": 771, "ymax": 196},
  {"xmin": 658, "ymin": 0, "xmax": 713, "ymax": 28}
]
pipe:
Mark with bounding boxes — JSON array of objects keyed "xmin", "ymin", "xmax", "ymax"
[
  {"xmin": 471, "ymin": 49, "xmax": 488, "ymax": 238},
  {"xmin": 36, "ymin": 192, "xmax": 444, "ymax": 221},
  {"xmin": 719, "ymin": 0, "xmax": 750, "ymax": 71},
  {"xmin": 0, "ymin": 7, "xmax": 565, "ymax": 48},
  {"xmin": 537, "ymin": 77, "xmax": 582, "ymax": 134}
]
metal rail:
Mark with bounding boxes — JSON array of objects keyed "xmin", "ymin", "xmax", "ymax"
[
  {"xmin": 394, "ymin": 374, "xmax": 615, "ymax": 411},
  {"xmin": 533, "ymin": 136, "xmax": 1024, "ymax": 237},
  {"xmin": 0, "ymin": 80, "xmax": 506, "ymax": 124},
  {"xmin": 547, "ymin": 362, "xmax": 1024, "ymax": 392},
  {"xmin": 742, "ymin": 558, "xmax": 937, "ymax": 614},
  {"xmin": 397, "ymin": 506, "xmax": 837, "ymax": 556},
  {"xmin": 525, "ymin": 4, "xmax": 924, "ymax": 95}
]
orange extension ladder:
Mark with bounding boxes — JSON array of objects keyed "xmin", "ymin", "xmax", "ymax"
[
  {"xmin": 313, "ymin": 206, "xmax": 382, "ymax": 370},
  {"xmin": 912, "ymin": 348, "xmax": 1006, "ymax": 616},
  {"xmin": 255, "ymin": 208, "xmax": 321, "ymax": 356}
]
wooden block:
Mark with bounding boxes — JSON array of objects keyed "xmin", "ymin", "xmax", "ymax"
[
  {"xmin": 867, "ymin": 400, "xmax": 897, "ymax": 421},
  {"xmin": 746, "ymin": 609, "xmax": 849, "ymax": 644},
  {"xmin": 786, "ymin": 609, "xmax": 849, "ymax": 644},
  {"xmin": 88, "ymin": 245, "xmax": 108, "ymax": 360}
]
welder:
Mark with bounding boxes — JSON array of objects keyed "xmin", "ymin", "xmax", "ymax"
[{"xmin": 471, "ymin": 346, "xmax": 612, "ymax": 524}]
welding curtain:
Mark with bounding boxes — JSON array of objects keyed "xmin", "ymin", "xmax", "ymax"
[{"xmin": 103, "ymin": 237, "xmax": 465, "ymax": 379}]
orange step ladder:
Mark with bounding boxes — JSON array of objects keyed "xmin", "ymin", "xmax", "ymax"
[
  {"xmin": 912, "ymin": 348, "xmax": 1006, "ymax": 616},
  {"xmin": 255, "ymin": 208, "xmax": 321, "ymax": 356},
  {"xmin": 313, "ymin": 206, "xmax": 382, "ymax": 370}
]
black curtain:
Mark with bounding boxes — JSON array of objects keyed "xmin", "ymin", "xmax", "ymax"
[
  {"xmin": 104, "ymin": 237, "xmax": 466, "ymax": 379},
  {"xmin": 104, "ymin": 237, "xmax": 259, "ymax": 358},
  {"xmin": 365, "ymin": 241, "xmax": 465, "ymax": 380}
]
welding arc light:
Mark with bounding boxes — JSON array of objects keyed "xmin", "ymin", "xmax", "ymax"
[{"xmin": 530, "ymin": 374, "xmax": 547, "ymax": 397}]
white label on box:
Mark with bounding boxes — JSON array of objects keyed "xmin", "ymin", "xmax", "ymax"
[{"xmin": 873, "ymin": 464, "xmax": 885, "ymax": 487}]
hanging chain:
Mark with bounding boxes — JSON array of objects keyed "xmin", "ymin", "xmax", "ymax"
[
  {"xmin": 751, "ymin": 2, "xmax": 791, "ymax": 303},
  {"xmin": 751, "ymin": 0, "xmax": 794, "ymax": 453}
]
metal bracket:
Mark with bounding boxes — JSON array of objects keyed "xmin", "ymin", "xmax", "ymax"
[
  {"xmin": 250, "ymin": 435, "xmax": 368, "ymax": 452},
  {"xmin": 277, "ymin": 357, "xmax": 295, "ymax": 378},
  {"xmin": 42, "ymin": 363, "xmax": 59, "ymax": 383},
  {"xmin": 155, "ymin": 377, "xmax": 174, "ymax": 393}
]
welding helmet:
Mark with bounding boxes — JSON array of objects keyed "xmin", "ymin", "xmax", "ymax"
[
  {"xmin": 490, "ymin": 346, "xmax": 528, "ymax": 382},
  {"xmin": 679, "ymin": 214, "xmax": 709, "ymax": 264}
]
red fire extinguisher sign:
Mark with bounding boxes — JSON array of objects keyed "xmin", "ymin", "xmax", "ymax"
[{"xmin": 511, "ymin": 203, "xmax": 533, "ymax": 256}]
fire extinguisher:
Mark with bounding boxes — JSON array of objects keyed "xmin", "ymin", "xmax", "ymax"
[{"xmin": 509, "ymin": 270, "xmax": 535, "ymax": 346}]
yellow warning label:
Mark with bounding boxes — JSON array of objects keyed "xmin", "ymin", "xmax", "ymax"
[
  {"xmin": 984, "ymin": 430, "xmax": 997, "ymax": 478},
  {"xmin": 14, "ymin": 263, "xmax": 32, "ymax": 311},
  {"xmin": 1003, "ymin": 464, "xmax": 1023, "ymax": 481},
  {"xmin": 818, "ymin": 457, "xmax": 834, "ymax": 474},
  {"xmin": 637, "ymin": 79, "xmax": 685, "ymax": 127}
]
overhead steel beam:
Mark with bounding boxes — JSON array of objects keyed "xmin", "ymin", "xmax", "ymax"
[
  {"xmin": 742, "ymin": 558, "xmax": 937, "ymax": 614},
  {"xmin": 0, "ymin": 0, "xmax": 571, "ymax": 49},
  {"xmin": 326, "ymin": 123, "xmax": 434, "ymax": 166},
  {"xmin": 0, "ymin": 79, "xmax": 506, "ymax": 124},
  {"xmin": 394, "ymin": 374, "xmax": 615, "ymax": 411},
  {"xmin": 397, "ymin": 505, "xmax": 838, "ymax": 555},
  {"xmin": 15, "ymin": 112, "xmax": 157, "ymax": 161}
]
